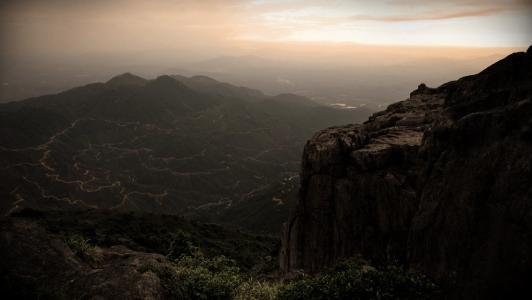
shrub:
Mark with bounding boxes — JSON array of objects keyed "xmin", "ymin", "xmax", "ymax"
[
  {"xmin": 166, "ymin": 230, "xmax": 194, "ymax": 260},
  {"xmin": 277, "ymin": 258, "xmax": 438, "ymax": 300},
  {"xmin": 174, "ymin": 246, "xmax": 243, "ymax": 300},
  {"xmin": 142, "ymin": 250, "xmax": 438, "ymax": 300},
  {"xmin": 235, "ymin": 278, "xmax": 281, "ymax": 300},
  {"xmin": 64, "ymin": 234, "xmax": 100, "ymax": 264}
]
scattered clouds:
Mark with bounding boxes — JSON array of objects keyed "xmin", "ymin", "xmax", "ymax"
[
  {"xmin": 353, "ymin": 0, "xmax": 530, "ymax": 22},
  {"xmin": 347, "ymin": 7, "xmax": 509, "ymax": 22},
  {"xmin": 243, "ymin": 0, "xmax": 532, "ymax": 46}
]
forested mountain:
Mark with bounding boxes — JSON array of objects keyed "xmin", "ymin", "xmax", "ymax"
[{"xmin": 0, "ymin": 74, "xmax": 371, "ymax": 233}]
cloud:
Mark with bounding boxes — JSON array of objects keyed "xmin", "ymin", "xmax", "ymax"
[
  {"xmin": 252, "ymin": 0, "xmax": 530, "ymax": 24},
  {"xmin": 347, "ymin": 7, "xmax": 509, "ymax": 22},
  {"xmin": 373, "ymin": 0, "xmax": 532, "ymax": 22},
  {"xmin": 384, "ymin": 0, "xmax": 529, "ymax": 7}
]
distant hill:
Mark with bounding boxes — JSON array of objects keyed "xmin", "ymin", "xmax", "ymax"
[
  {"xmin": 0, "ymin": 74, "xmax": 372, "ymax": 233},
  {"xmin": 171, "ymin": 74, "xmax": 266, "ymax": 101}
]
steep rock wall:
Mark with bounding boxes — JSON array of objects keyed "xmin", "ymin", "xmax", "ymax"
[{"xmin": 280, "ymin": 47, "xmax": 532, "ymax": 298}]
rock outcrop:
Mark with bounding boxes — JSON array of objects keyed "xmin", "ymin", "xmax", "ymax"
[
  {"xmin": 280, "ymin": 47, "xmax": 532, "ymax": 298},
  {"xmin": 0, "ymin": 216, "xmax": 166, "ymax": 299}
]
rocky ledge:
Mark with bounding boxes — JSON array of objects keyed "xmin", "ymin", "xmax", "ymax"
[
  {"xmin": 280, "ymin": 47, "xmax": 532, "ymax": 299},
  {"xmin": 0, "ymin": 216, "xmax": 167, "ymax": 299}
]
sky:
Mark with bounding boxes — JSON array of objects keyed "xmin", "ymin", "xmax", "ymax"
[
  {"xmin": 1, "ymin": 0, "xmax": 531, "ymax": 57},
  {"xmin": 0, "ymin": 0, "xmax": 531, "ymax": 102}
]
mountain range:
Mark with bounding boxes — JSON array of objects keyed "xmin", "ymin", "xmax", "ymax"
[{"xmin": 0, "ymin": 73, "xmax": 371, "ymax": 233}]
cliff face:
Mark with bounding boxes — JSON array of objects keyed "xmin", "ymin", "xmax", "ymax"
[{"xmin": 280, "ymin": 47, "xmax": 532, "ymax": 298}]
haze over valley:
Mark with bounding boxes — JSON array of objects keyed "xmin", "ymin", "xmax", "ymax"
[{"xmin": 1, "ymin": 1, "xmax": 529, "ymax": 106}]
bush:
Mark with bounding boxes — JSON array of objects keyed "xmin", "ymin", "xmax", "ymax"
[
  {"xmin": 64, "ymin": 234, "xmax": 100, "ymax": 264},
  {"xmin": 277, "ymin": 258, "xmax": 438, "ymax": 300},
  {"xmin": 141, "ymin": 251, "xmax": 437, "ymax": 300},
  {"xmin": 235, "ymin": 278, "xmax": 281, "ymax": 300},
  {"xmin": 139, "ymin": 247, "xmax": 242, "ymax": 299},
  {"xmin": 166, "ymin": 230, "xmax": 194, "ymax": 260},
  {"xmin": 165, "ymin": 246, "xmax": 243, "ymax": 300}
]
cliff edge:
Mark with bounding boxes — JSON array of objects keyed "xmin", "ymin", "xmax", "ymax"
[{"xmin": 280, "ymin": 47, "xmax": 532, "ymax": 298}]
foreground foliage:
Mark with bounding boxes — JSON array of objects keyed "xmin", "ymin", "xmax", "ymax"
[
  {"xmin": 141, "ymin": 250, "xmax": 437, "ymax": 300},
  {"xmin": 64, "ymin": 234, "xmax": 101, "ymax": 264},
  {"xmin": 9, "ymin": 210, "xmax": 438, "ymax": 299},
  {"xmin": 140, "ymin": 247, "xmax": 245, "ymax": 300},
  {"xmin": 29, "ymin": 209, "xmax": 278, "ymax": 272},
  {"xmin": 278, "ymin": 258, "xmax": 438, "ymax": 300},
  {"xmin": 235, "ymin": 279, "xmax": 281, "ymax": 300}
]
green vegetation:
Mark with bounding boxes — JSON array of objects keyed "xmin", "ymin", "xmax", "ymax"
[
  {"xmin": 278, "ymin": 258, "xmax": 438, "ymax": 300},
  {"xmin": 140, "ymin": 249, "xmax": 437, "ymax": 300},
  {"xmin": 173, "ymin": 247, "xmax": 242, "ymax": 299},
  {"xmin": 31, "ymin": 209, "xmax": 278, "ymax": 272},
  {"xmin": 64, "ymin": 234, "xmax": 101, "ymax": 264},
  {"xmin": 235, "ymin": 279, "xmax": 281, "ymax": 300},
  {"xmin": 140, "ymin": 246, "xmax": 279, "ymax": 300},
  {"xmin": 138, "ymin": 247, "xmax": 237, "ymax": 299}
]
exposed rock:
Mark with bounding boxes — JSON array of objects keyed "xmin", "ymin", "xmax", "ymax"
[
  {"xmin": 0, "ymin": 217, "xmax": 167, "ymax": 299},
  {"xmin": 280, "ymin": 48, "xmax": 532, "ymax": 298}
]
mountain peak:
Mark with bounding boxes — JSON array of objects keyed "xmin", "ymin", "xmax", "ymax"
[
  {"xmin": 170, "ymin": 74, "xmax": 265, "ymax": 101},
  {"xmin": 150, "ymin": 75, "xmax": 185, "ymax": 88},
  {"xmin": 106, "ymin": 73, "xmax": 147, "ymax": 87},
  {"xmin": 189, "ymin": 75, "xmax": 217, "ymax": 82},
  {"xmin": 155, "ymin": 75, "xmax": 175, "ymax": 82}
]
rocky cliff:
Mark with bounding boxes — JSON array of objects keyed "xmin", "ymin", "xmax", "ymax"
[{"xmin": 280, "ymin": 47, "xmax": 532, "ymax": 298}]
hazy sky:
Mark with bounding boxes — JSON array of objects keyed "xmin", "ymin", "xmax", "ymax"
[
  {"xmin": 1, "ymin": 0, "xmax": 531, "ymax": 103},
  {"xmin": 1, "ymin": 0, "xmax": 531, "ymax": 58}
]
